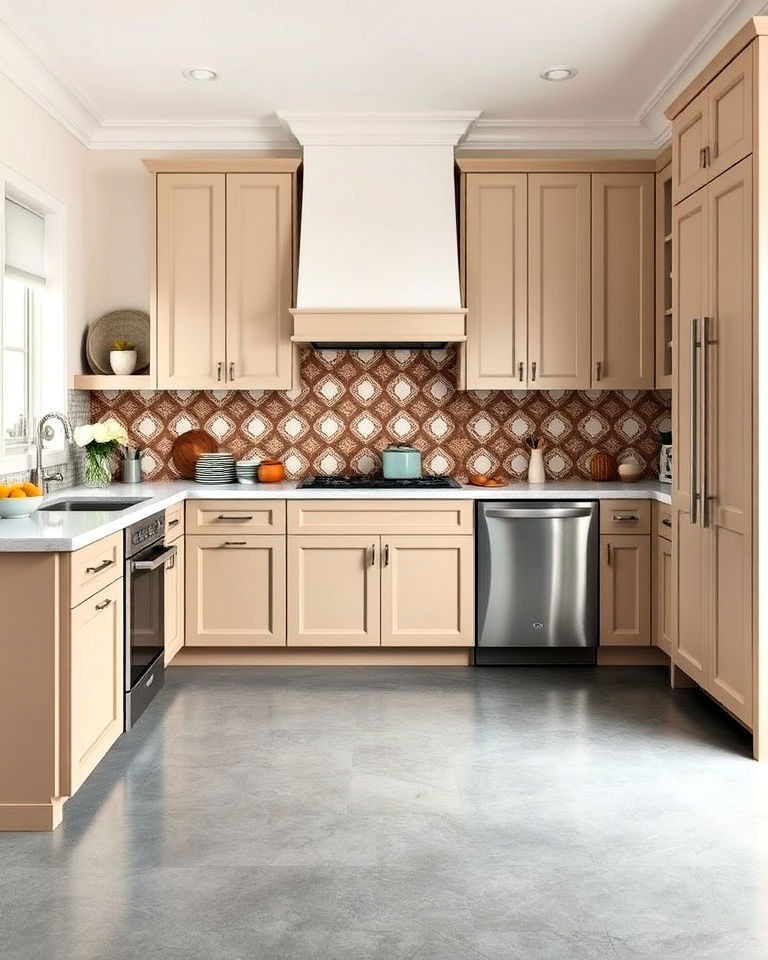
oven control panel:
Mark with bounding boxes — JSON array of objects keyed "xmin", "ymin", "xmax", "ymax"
[{"xmin": 125, "ymin": 511, "xmax": 166, "ymax": 558}]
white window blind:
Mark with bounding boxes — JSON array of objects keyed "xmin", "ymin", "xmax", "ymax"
[{"xmin": 5, "ymin": 198, "xmax": 46, "ymax": 285}]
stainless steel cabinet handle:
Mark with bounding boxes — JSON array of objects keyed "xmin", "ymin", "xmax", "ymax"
[
  {"xmin": 486, "ymin": 507, "xmax": 593, "ymax": 520},
  {"xmin": 518, "ymin": 361, "xmax": 524, "ymax": 382},
  {"xmin": 132, "ymin": 545, "xmax": 177, "ymax": 572},
  {"xmin": 370, "ymin": 543, "xmax": 376, "ymax": 567},
  {"xmin": 229, "ymin": 362, "xmax": 235, "ymax": 381},
  {"xmin": 690, "ymin": 318, "xmax": 700, "ymax": 525},
  {"xmin": 384, "ymin": 543, "xmax": 390, "ymax": 567},
  {"xmin": 595, "ymin": 360, "xmax": 602, "ymax": 383},
  {"xmin": 531, "ymin": 361, "xmax": 537, "ymax": 382},
  {"xmin": 85, "ymin": 558, "xmax": 114, "ymax": 575},
  {"xmin": 168, "ymin": 553, "xmax": 175, "ymax": 570},
  {"xmin": 217, "ymin": 361, "xmax": 223, "ymax": 382},
  {"xmin": 223, "ymin": 541, "xmax": 247, "ymax": 547},
  {"xmin": 95, "ymin": 598, "xmax": 112, "ymax": 611},
  {"xmin": 217, "ymin": 515, "xmax": 253, "ymax": 521},
  {"xmin": 702, "ymin": 316, "xmax": 715, "ymax": 528}
]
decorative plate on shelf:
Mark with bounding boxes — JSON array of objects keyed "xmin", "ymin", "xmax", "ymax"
[
  {"xmin": 86, "ymin": 310, "xmax": 150, "ymax": 375},
  {"xmin": 171, "ymin": 430, "xmax": 220, "ymax": 479}
]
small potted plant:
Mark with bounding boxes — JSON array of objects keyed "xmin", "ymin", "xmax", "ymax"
[
  {"xmin": 74, "ymin": 420, "xmax": 129, "ymax": 487},
  {"xmin": 109, "ymin": 339, "xmax": 137, "ymax": 376}
]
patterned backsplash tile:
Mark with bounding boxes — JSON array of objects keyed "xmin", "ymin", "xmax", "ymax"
[{"xmin": 91, "ymin": 348, "xmax": 672, "ymax": 482}]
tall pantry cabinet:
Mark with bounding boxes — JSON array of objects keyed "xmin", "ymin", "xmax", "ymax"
[{"xmin": 666, "ymin": 19, "xmax": 764, "ymax": 751}]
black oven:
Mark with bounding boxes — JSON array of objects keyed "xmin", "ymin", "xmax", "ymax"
[{"xmin": 124, "ymin": 511, "xmax": 175, "ymax": 730}]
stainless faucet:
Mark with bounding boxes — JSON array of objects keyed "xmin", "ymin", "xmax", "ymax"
[{"xmin": 31, "ymin": 412, "xmax": 73, "ymax": 493}]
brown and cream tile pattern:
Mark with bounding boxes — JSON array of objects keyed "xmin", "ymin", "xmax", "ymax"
[{"xmin": 91, "ymin": 348, "xmax": 672, "ymax": 482}]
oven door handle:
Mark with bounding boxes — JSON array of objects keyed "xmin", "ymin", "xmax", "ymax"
[{"xmin": 131, "ymin": 544, "xmax": 177, "ymax": 572}]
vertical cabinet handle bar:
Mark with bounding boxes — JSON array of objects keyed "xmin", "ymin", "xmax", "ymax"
[
  {"xmin": 384, "ymin": 544, "xmax": 390, "ymax": 567},
  {"xmin": 702, "ymin": 317, "xmax": 712, "ymax": 528},
  {"xmin": 690, "ymin": 318, "xmax": 700, "ymax": 525},
  {"xmin": 217, "ymin": 361, "xmax": 223, "ymax": 382},
  {"xmin": 531, "ymin": 361, "xmax": 537, "ymax": 382},
  {"xmin": 606, "ymin": 542, "xmax": 612, "ymax": 566},
  {"xmin": 370, "ymin": 543, "xmax": 376, "ymax": 567},
  {"xmin": 230, "ymin": 362, "xmax": 235, "ymax": 381},
  {"xmin": 518, "ymin": 361, "xmax": 524, "ymax": 382},
  {"xmin": 595, "ymin": 360, "xmax": 602, "ymax": 382}
]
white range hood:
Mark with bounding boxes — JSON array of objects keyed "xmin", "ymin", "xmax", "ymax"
[{"xmin": 278, "ymin": 113, "xmax": 478, "ymax": 348}]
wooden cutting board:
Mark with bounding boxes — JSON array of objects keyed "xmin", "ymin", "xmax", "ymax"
[{"xmin": 171, "ymin": 430, "xmax": 219, "ymax": 479}]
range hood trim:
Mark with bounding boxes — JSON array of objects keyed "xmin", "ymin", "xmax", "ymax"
[{"xmin": 290, "ymin": 308, "xmax": 467, "ymax": 346}]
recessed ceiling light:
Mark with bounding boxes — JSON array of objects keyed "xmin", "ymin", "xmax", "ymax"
[
  {"xmin": 539, "ymin": 66, "xmax": 578, "ymax": 82},
  {"xmin": 183, "ymin": 67, "xmax": 219, "ymax": 81}
]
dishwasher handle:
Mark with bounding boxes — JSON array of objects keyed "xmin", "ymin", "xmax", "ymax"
[{"xmin": 485, "ymin": 507, "xmax": 594, "ymax": 520}]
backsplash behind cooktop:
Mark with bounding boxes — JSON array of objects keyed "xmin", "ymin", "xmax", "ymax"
[{"xmin": 91, "ymin": 348, "xmax": 672, "ymax": 482}]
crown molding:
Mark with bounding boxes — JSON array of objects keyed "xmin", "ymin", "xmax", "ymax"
[
  {"xmin": 277, "ymin": 112, "xmax": 481, "ymax": 147},
  {"xmin": 459, "ymin": 118, "xmax": 667, "ymax": 153},
  {"xmin": 89, "ymin": 118, "xmax": 298, "ymax": 151}
]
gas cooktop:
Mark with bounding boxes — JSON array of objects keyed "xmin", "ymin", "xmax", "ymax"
[{"xmin": 298, "ymin": 475, "xmax": 461, "ymax": 490}]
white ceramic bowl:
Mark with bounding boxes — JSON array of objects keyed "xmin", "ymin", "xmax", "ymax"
[
  {"xmin": 0, "ymin": 496, "xmax": 44, "ymax": 519},
  {"xmin": 618, "ymin": 463, "xmax": 644, "ymax": 483}
]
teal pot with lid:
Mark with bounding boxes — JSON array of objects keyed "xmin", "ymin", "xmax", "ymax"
[{"xmin": 382, "ymin": 444, "xmax": 422, "ymax": 479}]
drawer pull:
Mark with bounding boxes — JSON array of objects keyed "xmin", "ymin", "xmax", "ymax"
[
  {"xmin": 612, "ymin": 515, "xmax": 639, "ymax": 522},
  {"xmin": 662, "ymin": 518, "xmax": 672, "ymax": 528},
  {"xmin": 95, "ymin": 598, "xmax": 112, "ymax": 611},
  {"xmin": 224, "ymin": 541, "xmax": 247, "ymax": 547},
  {"xmin": 85, "ymin": 558, "xmax": 114, "ymax": 575},
  {"xmin": 217, "ymin": 515, "xmax": 253, "ymax": 521},
  {"xmin": 168, "ymin": 518, "xmax": 180, "ymax": 527}
]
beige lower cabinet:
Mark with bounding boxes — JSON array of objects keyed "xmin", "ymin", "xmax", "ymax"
[
  {"xmin": 186, "ymin": 535, "xmax": 286, "ymax": 646},
  {"xmin": 287, "ymin": 536, "xmax": 380, "ymax": 646},
  {"xmin": 653, "ymin": 529, "xmax": 673, "ymax": 657},
  {"xmin": 66, "ymin": 579, "xmax": 124, "ymax": 795},
  {"xmin": 381, "ymin": 537, "xmax": 473, "ymax": 647},
  {"xmin": 164, "ymin": 534, "xmax": 185, "ymax": 665},
  {"xmin": 599, "ymin": 534, "xmax": 651, "ymax": 646}
]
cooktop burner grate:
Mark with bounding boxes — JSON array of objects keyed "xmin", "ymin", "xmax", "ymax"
[{"xmin": 298, "ymin": 475, "xmax": 461, "ymax": 489}]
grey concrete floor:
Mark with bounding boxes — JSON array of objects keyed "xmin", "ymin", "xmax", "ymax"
[{"xmin": 2, "ymin": 666, "xmax": 768, "ymax": 960}]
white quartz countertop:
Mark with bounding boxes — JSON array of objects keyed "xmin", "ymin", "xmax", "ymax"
[{"xmin": 0, "ymin": 479, "xmax": 672, "ymax": 552}]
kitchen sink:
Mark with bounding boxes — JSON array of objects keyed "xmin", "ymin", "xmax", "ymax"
[{"xmin": 40, "ymin": 498, "xmax": 151, "ymax": 512}]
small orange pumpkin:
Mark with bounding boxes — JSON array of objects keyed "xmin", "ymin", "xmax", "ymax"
[
  {"xmin": 258, "ymin": 459, "xmax": 286, "ymax": 483},
  {"xmin": 589, "ymin": 452, "xmax": 616, "ymax": 482}
]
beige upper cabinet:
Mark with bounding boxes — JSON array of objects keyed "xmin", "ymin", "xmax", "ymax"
[
  {"xmin": 152, "ymin": 162, "xmax": 297, "ymax": 391},
  {"xmin": 599, "ymin": 534, "xmax": 651, "ymax": 647},
  {"xmin": 655, "ymin": 164, "xmax": 673, "ymax": 388},
  {"xmin": 226, "ymin": 174, "xmax": 294, "ymax": 389},
  {"xmin": 591, "ymin": 174, "xmax": 655, "ymax": 389},
  {"xmin": 287, "ymin": 536, "xmax": 380, "ymax": 646},
  {"xmin": 672, "ymin": 45, "xmax": 753, "ymax": 204},
  {"xmin": 156, "ymin": 173, "xmax": 227, "ymax": 389},
  {"xmin": 528, "ymin": 174, "xmax": 591, "ymax": 389},
  {"xmin": 464, "ymin": 173, "xmax": 528, "ymax": 388},
  {"xmin": 381, "ymin": 537, "xmax": 473, "ymax": 647},
  {"xmin": 186, "ymin": 535, "xmax": 286, "ymax": 646}
]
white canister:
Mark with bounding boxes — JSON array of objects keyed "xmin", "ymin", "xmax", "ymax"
[
  {"xmin": 110, "ymin": 349, "xmax": 137, "ymax": 376},
  {"xmin": 528, "ymin": 448, "xmax": 545, "ymax": 483}
]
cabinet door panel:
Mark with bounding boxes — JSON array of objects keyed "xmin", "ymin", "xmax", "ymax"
[
  {"xmin": 653, "ymin": 534, "xmax": 673, "ymax": 656},
  {"xmin": 186, "ymin": 536, "xmax": 286, "ymax": 646},
  {"xmin": 673, "ymin": 509, "xmax": 707, "ymax": 684},
  {"xmin": 707, "ymin": 46, "xmax": 753, "ymax": 182},
  {"xmin": 528, "ymin": 174, "xmax": 591, "ymax": 389},
  {"xmin": 164, "ymin": 536, "xmax": 184, "ymax": 666},
  {"xmin": 465, "ymin": 173, "xmax": 527, "ymax": 388},
  {"xmin": 287, "ymin": 536, "xmax": 379, "ymax": 646},
  {"xmin": 68, "ymin": 581, "xmax": 124, "ymax": 794},
  {"xmin": 156, "ymin": 174, "xmax": 226, "ymax": 388},
  {"xmin": 591, "ymin": 174, "xmax": 655, "ymax": 388},
  {"xmin": 599, "ymin": 535, "xmax": 651, "ymax": 646},
  {"xmin": 672, "ymin": 94, "xmax": 709, "ymax": 204},
  {"xmin": 706, "ymin": 157, "xmax": 753, "ymax": 725},
  {"xmin": 226, "ymin": 174, "xmax": 294, "ymax": 389},
  {"xmin": 381, "ymin": 537, "xmax": 473, "ymax": 647}
]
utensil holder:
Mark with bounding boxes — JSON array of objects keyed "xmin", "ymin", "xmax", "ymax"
[
  {"xmin": 527, "ymin": 448, "xmax": 545, "ymax": 484},
  {"xmin": 121, "ymin": 459, "xmax": 142, "ymax": 484}
]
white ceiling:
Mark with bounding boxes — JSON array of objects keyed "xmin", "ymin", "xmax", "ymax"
[{"xmin": 0, "ymin": 0, "xmax": 767, "ymax": 149}]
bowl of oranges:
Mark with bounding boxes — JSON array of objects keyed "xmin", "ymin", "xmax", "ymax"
[{"xmin": 0, "ymin": 482, "xmax": 44, "ymax": 519}]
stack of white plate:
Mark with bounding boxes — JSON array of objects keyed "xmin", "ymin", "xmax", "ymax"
[
  {"xmin": 195, "ymin": 452, "xmax": 236, "ymax": 484},
  {"xmin": 235, "ymin": 460, "xmax": 258, "ymax": 484}
]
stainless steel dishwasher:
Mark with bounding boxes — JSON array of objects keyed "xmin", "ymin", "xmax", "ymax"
[{"xmin": 475, "ymin": 501, "xmax": 599, "ymax": 665}]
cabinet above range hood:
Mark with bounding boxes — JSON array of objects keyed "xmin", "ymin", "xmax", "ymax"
[{"xmin": 278, "ymin": 113, "xmax": 478, "ymax": 349}]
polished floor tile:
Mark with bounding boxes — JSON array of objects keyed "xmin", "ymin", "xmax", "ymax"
[{"xmin": 1, "ymin": 666, "xmax": 767, "ymax": 960}]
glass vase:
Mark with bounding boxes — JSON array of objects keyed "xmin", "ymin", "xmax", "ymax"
[{"xmin": 84, "ymin": 447, "xmax": 113, "ymax": 488}]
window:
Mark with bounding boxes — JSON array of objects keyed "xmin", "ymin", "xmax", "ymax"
[{"xmin": 2, "ymin": 198, "xmax": 44, "ymax": 458}]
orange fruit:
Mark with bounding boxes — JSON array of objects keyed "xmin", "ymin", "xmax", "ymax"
[
  {"xmin": 20, "ymin": 482, "xmax": 42, "ymax": 497},
  {"xmin": 8, "ymin": 488, "xmax": 27, "ymax": 498},
  {"xmin": 0, "ymin": 485, "xmax": 11, "ymax": 499}
]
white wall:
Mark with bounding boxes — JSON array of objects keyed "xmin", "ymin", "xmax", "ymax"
[{"xmin": 0, "ymin": 72, "xmax": 87, "ymax": 381}]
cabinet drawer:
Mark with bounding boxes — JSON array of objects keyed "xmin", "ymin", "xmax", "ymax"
[
  {"xmin": 287, "ymin": 500, "xmax": 473, "ymax": 536},
  {"xmin": 654, "ymin": 501, "xmax": 672, "ymax": 542},
  {"xmin": 600, "ymin": 500, "xmax": 650, "ymax": 536},
  {"xmin": 186, "ymin": 500, "xmax": 286, "ymax": 535},
  {"xmin": 68, "ymin": 532, "xmax": 123, "ymax": 608},
  {"xmin": 165, "ymin": 501, "xmax": 185, "ymax": 540}
]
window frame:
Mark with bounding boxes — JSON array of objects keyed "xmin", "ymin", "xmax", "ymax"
[{"xmin": 0, "ymin": 168, "xmax": 67, "ymax": 475}]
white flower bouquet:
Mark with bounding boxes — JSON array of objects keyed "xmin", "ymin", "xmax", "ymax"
[{"xmin": 74, "ymin": 419, "xmax": 129, "ymax": 487}]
